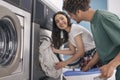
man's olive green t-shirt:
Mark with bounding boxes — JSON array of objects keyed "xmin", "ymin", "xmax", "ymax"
[{"xmin": 91, "ymin": 10, "xmax": 120, "ymax": 64}]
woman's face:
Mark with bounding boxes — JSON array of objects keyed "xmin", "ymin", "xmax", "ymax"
[{"xmin": 55, "ymin": 14, "xmax": 68, "ymax": 30}]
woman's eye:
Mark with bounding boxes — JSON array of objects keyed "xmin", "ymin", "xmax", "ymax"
[{"xmin": 60, "ymin": 17, "xmax": 64, "ymax": 20}]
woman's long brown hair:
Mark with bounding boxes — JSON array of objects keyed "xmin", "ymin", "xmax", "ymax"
[{"xmin": 52, "ymin": 11, "xmax": 71, "ymax": 49}]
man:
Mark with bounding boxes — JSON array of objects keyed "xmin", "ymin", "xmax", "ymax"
[{"xmin": 63, "ymin": 0, "xmax": 120, "ymax": 80}]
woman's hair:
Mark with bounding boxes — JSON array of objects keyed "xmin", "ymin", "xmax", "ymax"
[
  {"xmin": 52, "ymin": 11, "xmax": 71, "ymax": 49},
  {"xmin": 63, "ymin": 0, "xmax": 91, "ymax": 14}
]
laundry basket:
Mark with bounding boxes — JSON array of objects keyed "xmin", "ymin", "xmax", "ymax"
[{"xmin": 63, "ymin": 68, "xmax": 115, "ymax": 80}]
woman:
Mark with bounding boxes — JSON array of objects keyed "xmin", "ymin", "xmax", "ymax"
[
  {"xmin": 63, "ymin": 0, "xmax": 120, "ymax": 79},
  {"xmin": 51, "ymin": 11, "xmax": 100, "ymax": 71}
]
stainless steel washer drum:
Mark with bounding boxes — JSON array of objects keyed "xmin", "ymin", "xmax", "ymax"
[{"xmin": 0, "ymin": 5, "xmax": 21, "ymax": 77}]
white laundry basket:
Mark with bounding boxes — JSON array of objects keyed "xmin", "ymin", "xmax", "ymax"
[{"xmin": 63, "ymin": 68, "xmax": 115, "ymax": 80}]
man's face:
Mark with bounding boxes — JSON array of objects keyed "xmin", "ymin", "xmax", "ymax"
[{"xmin": 67, "ymin": 11, "xmax": 81, "ymax": 23}]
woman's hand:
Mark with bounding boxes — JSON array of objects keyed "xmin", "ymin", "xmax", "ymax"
[
  {"xmin": 51, "ymin": 47, "xmax": 59, "ymax": 53},
  {"xmin": 55, "ymin": 61, "xmax": 67, "ymax": 70},
  {"xmin": 52, "ymin": 47, "xmax": 56, "ymax": 53},
  {"xmin": 81, "ymin": 65, "xmax": 91, "ymax": 71}
]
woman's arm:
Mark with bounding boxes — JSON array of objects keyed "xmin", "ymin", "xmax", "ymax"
[
  {"xmin": 65, "ymin": 34, "xmax": 85, "ymax": 64},
  {"xmin": 55, "ymin": 34, "xmax": 85, "ymax": 69},
  {"xmin": 52, "ymin": 42, "xmax": 75, "ymax": 55},
  {"xmin": 82, "ymin": 52, "xmax": 99, "ymax": 71}
]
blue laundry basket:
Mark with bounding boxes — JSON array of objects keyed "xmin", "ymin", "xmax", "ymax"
[
  {"xmin": 63, "ymin": 68, "xmax": 101, "ymax": 76},
  {"xmin": 63, "ymin": 68, "xmax": 115, "ymax": 80}
]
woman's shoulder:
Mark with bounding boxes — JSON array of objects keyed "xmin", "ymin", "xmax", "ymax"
[
  {"xmin": 72, "ymin": 23, "xmax": 83, "ymax": 27},
  {"xmin": 72, "ymin": 24, "xmax": 84, "ymax": 29},
  {"xmin": 72, "ymin": 24, "xmax": 89, "ymax": 31}
]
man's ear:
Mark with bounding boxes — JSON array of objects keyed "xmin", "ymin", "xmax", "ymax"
[{"xmin": 76, "ymin": 10, "xmax": 82, "ymax": 15}]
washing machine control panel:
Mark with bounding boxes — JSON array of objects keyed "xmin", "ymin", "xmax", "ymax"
[{"xmin": 3, "ymin": 0, "xmax": 32, "ymax": 12}]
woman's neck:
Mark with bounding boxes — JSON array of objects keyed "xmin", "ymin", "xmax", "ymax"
[{"xmin": 65, "ymin": 26, "xmax": 71, "ymax": 33}]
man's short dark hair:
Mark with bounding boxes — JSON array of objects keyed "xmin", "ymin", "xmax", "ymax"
[{"xmin": 63, "ymin": 0, "xmax": 91, "ymax": 14}]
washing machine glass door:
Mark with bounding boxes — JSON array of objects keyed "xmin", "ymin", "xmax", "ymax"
[
  {"xmin": 0, "ymin": 5, "xmax": 21, "ymax": 77},
  {"xmin": 0, "ymin": 19, "xmax": 17, "ymax": 66}
]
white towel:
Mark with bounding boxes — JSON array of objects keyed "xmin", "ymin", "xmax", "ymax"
[{"xmin": 39, "ymin": 40, "xmax": 62, "ymax": 79}]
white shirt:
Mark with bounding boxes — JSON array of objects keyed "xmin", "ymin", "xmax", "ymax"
[{"xmin": 69, "ymin": 24, "xmax": 95, "ymax": 51}]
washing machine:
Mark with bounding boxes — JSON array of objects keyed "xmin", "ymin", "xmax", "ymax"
[
  {"xmin": 0, "ymin": 0, "xmax": 31, "ymax": 80},
  {"xmin": 30, "ymin": 0, "xmax": 62, "ymax": 80}
]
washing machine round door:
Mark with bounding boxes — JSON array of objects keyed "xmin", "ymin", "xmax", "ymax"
[{"xmin": 0, "ymin": 5, "xmax": 21, "ymax": 77}]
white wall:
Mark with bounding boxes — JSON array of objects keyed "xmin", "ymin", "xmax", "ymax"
[
  {"xmin": 41, "ymin": 0, "xmax": 63, "ymax": 11},
  {"xmin": 108, "ymin": 0, "xmax": 120, "ymax": 17},
  {"xmin": 49, "ymin": 0, "xmax": 63, "ymax": 10}
]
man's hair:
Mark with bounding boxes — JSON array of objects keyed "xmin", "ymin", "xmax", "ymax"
[{"xmin": 63, "ymin": 0, "xmax": 91, "ymax": 14}]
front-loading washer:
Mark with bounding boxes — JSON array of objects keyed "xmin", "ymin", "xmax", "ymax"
[{"xmin": 0, "ymin": 0, "xmax": 31, "ymax": 80}]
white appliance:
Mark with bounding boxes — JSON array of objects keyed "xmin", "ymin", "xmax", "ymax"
[{"xmin": 0, "ymin": 0, "xmax": 31, "ymax": 80}]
